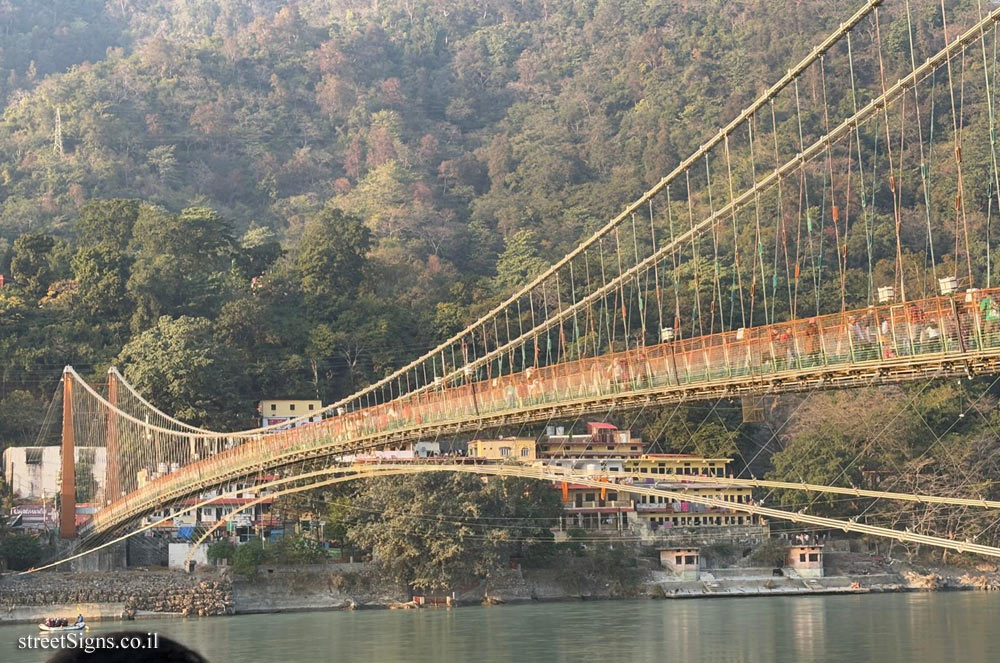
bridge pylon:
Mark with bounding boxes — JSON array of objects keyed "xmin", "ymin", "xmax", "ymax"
[{"xmin": 59, "ymin": 366, "xmax": 76, "ymax": 539}]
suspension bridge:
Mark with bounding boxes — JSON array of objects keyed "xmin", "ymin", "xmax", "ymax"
[{"xmin": 29, "ymin": 0, "xmax": 1000, "ymax": 569}]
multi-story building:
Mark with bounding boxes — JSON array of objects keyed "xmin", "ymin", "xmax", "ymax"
[
  {"xmin": 3, "ymin": 446, "xmax": 107, "ymax": 502},
  {"xmin": 623, "ymin": 453, "xmax": 731, "ymax": 477},
  {"xmin": 558, "ymin": 483, "xmax": 634, "ymax": 531},
  {"xmin": 144, "ymin": 478, "xmax": 278, "ymax": 542},
  {"xmin": 624, "ymin": 454, "xmax": 758, "ymax": 530},
  {"xmin": 467, "ymin": 437, "xmax": 536, "ymax": 461},
  {"xmin": 259, "ymin": 399, "xmax": 323, "ymax": 428},
  {"xmin": 539, "ymin": 422, "xmax": 644, "ymax": 461}
]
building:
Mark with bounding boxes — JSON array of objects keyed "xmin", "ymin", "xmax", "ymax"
[
  {"xmin": 660, "ymin": 547, "xmax": 700, "ymax": 580},
  {"xmin": 626, "ymin": 455, "xmax": 759, "ymax": 531},
  {"xmin": 413, "ymin": 441, "xmax": 441, "ymax": 458},
  {"xmin": 786, "ymin": 544, "xmax": 824, "ymax": 577},
  {"xmin": 144, "ymin": 478, "xmax": 278, "ymax": 543},
  {"xmin": 623, "ymin": 453, "xmax": 730, "ymax": 477},
  {"xmin": 3, "ymin": 446, "xmax": 107, "ymax": 502},
  {"xmin": 259, "ymin": 399, "xmax": 323, "ymax": 428},
  {"xmin": 539, "ymin": 422, "xmax": 644, "ymax": 460},
  {"xmin": 558, "ymin": 483, "xmax": 634, "ymax": 531},
  {"xmin": 467, "ymin": 437, "xmax": 536, "ymax": 461}
]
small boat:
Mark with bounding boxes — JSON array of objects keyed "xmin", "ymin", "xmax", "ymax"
[{"xmin": 38, "ymin": 622, "xmax": 85, "ymax": 632}]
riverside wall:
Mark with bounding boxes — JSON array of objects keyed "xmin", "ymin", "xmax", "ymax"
[{"xmin": 0, "ymin": 570, "xmax": 232, "ymax": 624}]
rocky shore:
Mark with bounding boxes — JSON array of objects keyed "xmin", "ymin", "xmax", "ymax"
[{"xmin": 0, "ymin": 570, "xmax": 233, "ymax": 624}]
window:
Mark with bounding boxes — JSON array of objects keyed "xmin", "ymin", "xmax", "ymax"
[
  {"xmin": 289, "ymin": 403, "xmax": 295, "ymax": 411},
  {"xmin": 799, "ymin": 554, "xmax": 806, "ymax": 563},
  {"xmin": 25, "ymin": 448, "xmax": 43, "ymax": 464},
  {"xmin": 520, "ymin": 447, "xmax": 530, "ymax": 457},
  {"xmin": 270, "ymin": 403, "xmax": 276, "ymax": 411},
  {"xmin": 675, "ymin": 555, "xmax": 683, "ymax": 565},
  {"xmin": 808, "ymin": 553, "xmax": 819, "ymax": 562},
  {"xmin": 499, "ymin": 447, "xmax": 511, "ymax": 457},
  {"xmin": 585, "ymin": 493, "xmax": 595, "ymax": 502},
  {"xmin": 684, "ymin": 555, "xmax": 696, "ymax": 565},
  {"xmin": 308, "ymin": 403, "xmax": 314, "ymax": 411},
  {"xmin": 607, "ymin": 492, "xmax": 618, "ymax": 501}
]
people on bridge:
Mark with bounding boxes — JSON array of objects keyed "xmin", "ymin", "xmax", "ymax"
[
  {"xmin": 802, "ymin": 318, "xmax": 820, "ymax": 363},
  {"xmin": 980, "ymin": 293, "xmax": 1000, "ymax": 344}
]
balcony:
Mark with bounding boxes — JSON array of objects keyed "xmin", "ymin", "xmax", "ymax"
[{"xmin": 565, "ymin": 500, "xmax": 634, "ymax": 510}]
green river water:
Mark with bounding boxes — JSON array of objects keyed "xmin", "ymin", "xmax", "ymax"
[{"xmin": 2, "ymin": 592, "xmax": 999, "ymax": 662}]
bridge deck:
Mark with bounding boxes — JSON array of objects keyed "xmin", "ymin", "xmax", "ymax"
[{"xmin": 85, "ymin": 288, "xmax": 1000, "ymax": 538}]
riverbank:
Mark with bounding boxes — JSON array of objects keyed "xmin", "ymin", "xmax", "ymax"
[
  {"xmin": 4, "ymin": 550, "xmax": 1000, "ymax": 625},
  {"xmin": 0, "ymin": 570, "xmax": 232, "ymax": 625},
  {"xmin": 0, "ymin": 565, "xmax": 985, "ymax": 625}
]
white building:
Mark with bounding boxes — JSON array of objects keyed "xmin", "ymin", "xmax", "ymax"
[
  {"xmin": 2, "ymin": 446, "xmax": 107, "ymax": 502},
  {"xmin": 413, "ymin": 441, "xmax": 441, "ymax": 458}
]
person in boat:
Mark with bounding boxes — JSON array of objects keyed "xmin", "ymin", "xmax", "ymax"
[{"xmin": 76, "ymin": 614, "xmax": 84, "ymax": 625}]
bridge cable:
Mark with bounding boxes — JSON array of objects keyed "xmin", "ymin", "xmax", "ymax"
[{"xmin": 940, "ymin": 0, "xmax": 974, "ymax": 287}]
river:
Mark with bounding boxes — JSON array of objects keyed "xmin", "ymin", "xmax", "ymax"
[{"xmin": 3, "ymin": 593, "xmax": 1000, "ymax": 662}]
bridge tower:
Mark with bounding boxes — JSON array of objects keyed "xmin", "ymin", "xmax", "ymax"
[
  {"xmin": 59, "ymin": 366, "xmax": 76, "ymax": 538},
  {"xmin": 106, "ymin": 368, "xmax": 121, "ymax": 503}
]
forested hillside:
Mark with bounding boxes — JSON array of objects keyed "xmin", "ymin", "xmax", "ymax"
[{"xmin": 2, "ymin": 1, "xmax": 1000, "ymax": 537}]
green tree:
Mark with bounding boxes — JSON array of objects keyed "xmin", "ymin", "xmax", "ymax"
[
  {"xmin": 76, "ymin": 199, "xmax": 140, "ymax": 250},
  {"xmin": 234, "ymin": 226, "xmax": 282, "ymax": 280},
  {"xmin": 10, "ymin": 233, "xmax": 56, "ymax": 298},
  {"xmin": 346, "ymin": 473, "xmax": 561, "ymax": 591},
  {"xmin": 492, "ymin": 229, "xmax": 547, "ymax": 294},
  {"xmin": 116, "ymin": 315, "xmax": 247, "ymax": 428},
  {"xmin": 207, "ymin": 540, "xmax": 235, "ymax": 564},
  {"xmin": 0, "ymin": 390, "xmax": 49, "ymax": 448},
  {"xmin": 232, "ymin": 539, "xmax": 265, "ymax": 577},
  {"xmin": 295, "ymin": 205, "xmax": 371, "ymax": 308},
  {"xmin": 72, "ymin": 243, "xmax": 132, "ymax": 317},
  {"xmin": 127, "ymin": 206, "xmax": 235, "ymax": 329},
  {"xmin": 0, "ymin": 534, "xmax": 43, "ymax": 571}
]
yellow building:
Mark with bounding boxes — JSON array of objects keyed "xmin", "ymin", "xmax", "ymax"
[
  {"xmin": 623, "ymin": 454, "xmax": 731, "ymax": 477},
  {"xmin": 259, "ymin": 399, "xmax": 323, "ymax": 428},
  {"xmin": 467, "ymin": 438, "xmax": 536, "ymax": 461},
  {"xmin": 625, "ymin": 455, "xmax": 759, "ymax": 530}
]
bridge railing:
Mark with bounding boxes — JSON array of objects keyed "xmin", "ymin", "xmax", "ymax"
[{"xmin": 85, "ymin": 287, "xmax": 1000, "ymax": 536}]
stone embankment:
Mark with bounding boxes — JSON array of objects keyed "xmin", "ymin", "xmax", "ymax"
[
  {"xmin": 0, "ymin": 570, "xmax": 233, "ymax": 623},
  {"xmin": 233, "ymin": 566, "xmax": 406, "ymax": 613}
]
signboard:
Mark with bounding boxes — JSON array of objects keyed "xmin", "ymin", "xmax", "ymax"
[{"xmin": 12, "ymin": 504, "xmax": 58, "ymax": 525}]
